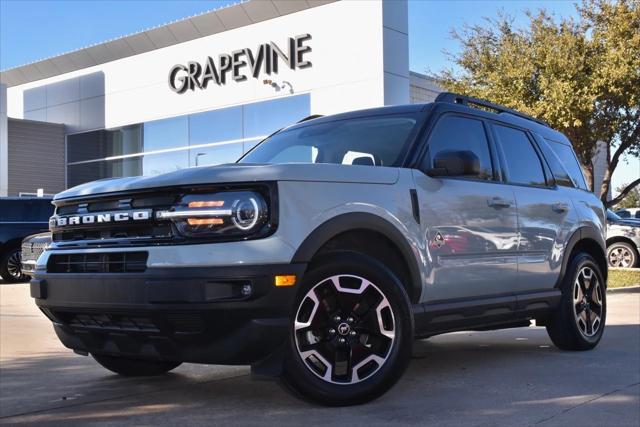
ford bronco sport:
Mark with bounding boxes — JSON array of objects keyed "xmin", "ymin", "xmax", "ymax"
[{"xmin": 31, "ymin": 93, "xmax": 607, "ymax": 405}]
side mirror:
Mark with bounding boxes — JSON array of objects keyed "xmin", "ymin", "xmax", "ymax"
[{"xmin": 427, "ymin": 150, "xmax": 481, "ymax": 177}]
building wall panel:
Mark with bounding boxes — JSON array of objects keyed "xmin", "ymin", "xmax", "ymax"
[{"xmin": 7, "ymin": 119, "xmax": 65, "ymax": 196}]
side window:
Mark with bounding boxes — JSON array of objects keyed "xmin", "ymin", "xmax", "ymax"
[
  {"xmin": 546, "ymin": 139, "xmax": 588, "ymax": 190},
  {"xmin": 493, "ymin": 125, "xmax": 546, "ymax": 186},
  {"xmin": 422, "ymin": 115, "xmax": 494, "ymax": 180},
  {"xmin": 537, "ymin": 137, "xmax": 574, "ymax": 187}
]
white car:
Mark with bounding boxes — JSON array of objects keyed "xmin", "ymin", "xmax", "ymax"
[
  {"xmin": 615, "ymin": 207, "xmax": 640, "ymax": 220},
  {"xmin": 606, "ymin": 210, "xmax": 640, "ymax": 268}
]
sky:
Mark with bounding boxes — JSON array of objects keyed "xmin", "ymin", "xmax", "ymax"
[{"xmin": 0, "ymin": 0, "xmax": 637, "ymax": 192}]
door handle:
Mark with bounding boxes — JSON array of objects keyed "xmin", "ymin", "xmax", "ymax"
[
  {"xmin": 552, "ymin": 202, "xmax": 569, "ymax": 213},
  {"xmin": 487, "ymin": 197, "xmax": 511, "ymax": 209}
]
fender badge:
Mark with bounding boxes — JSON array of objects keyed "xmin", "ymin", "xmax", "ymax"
[{"xmin": 431, "ymin": 232, "xmax": 445, "ymax": 249}]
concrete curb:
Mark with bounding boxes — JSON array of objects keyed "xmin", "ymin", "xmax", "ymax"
[{"xmin": 607, "ymin": 284, "xmax": 640, "ymax": 293}]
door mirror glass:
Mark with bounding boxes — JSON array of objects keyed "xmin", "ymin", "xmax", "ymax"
[{"xmin": 427, "ymin": 150, "xmax": 481, "ymax": 177}]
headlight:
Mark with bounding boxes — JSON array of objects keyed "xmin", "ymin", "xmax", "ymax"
[{"xmin": 156, "ymin": 189, "xmax": 273, "ymax": 239}]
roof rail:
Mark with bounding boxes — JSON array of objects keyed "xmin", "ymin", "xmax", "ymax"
[
  {"xmin": 297, "ymin": 114, "xmax": 324, "ymax": 123},
  {"xmin": 435, "ymin": 92, "xmax": 548, "ymax": 126}
]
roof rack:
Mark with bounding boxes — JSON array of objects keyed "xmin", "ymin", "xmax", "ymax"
[
  {"xmin": 297, "ymin": 114, "xmax": 324, "ymax": 123},
  {"xmin": 435, "ymin": 92, "xmax": 548, "ymax": 126}
]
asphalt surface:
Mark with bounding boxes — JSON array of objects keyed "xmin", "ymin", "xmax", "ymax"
[{"xmin": 1, "ymin": 281, "xmax": 638, "ymax": 426}]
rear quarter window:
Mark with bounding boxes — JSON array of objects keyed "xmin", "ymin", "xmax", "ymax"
[
  {"xmin": 536, "ymin": 137, "xmax": 574, "ymax": 188},
  {"xmin": 546, "ymin": 139, "xmax": 588, "ymax": 190}
]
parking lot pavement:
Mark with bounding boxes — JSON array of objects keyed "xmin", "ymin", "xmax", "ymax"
[{"xmin": 1, "ymin": 282, "xmax": 638, "ymax": 427}]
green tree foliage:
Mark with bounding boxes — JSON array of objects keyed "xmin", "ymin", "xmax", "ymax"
[
  {"xmin": 615, "ymin": 183, "xmax": 640, "ymax": 208},
  {"xmin": 437, "ymin": 0, "xmax": 639, "ymax": 207}
]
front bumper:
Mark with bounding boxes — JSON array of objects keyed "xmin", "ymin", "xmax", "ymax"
[
  {"xmin": 31, "ymin": 263, "xmax": 306, "ymax": 365},
  {"xmin": 21, "ymin": 260, "xmax": 36, "ymax": 277}
]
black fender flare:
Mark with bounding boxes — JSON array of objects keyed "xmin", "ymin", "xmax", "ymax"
[
  {"xmin": 291, "ymin": 212, "xmax": 422, "ymax": 303},
  {"xmin": 557, "ymin": 226, "xmax": 607, "ymax": 287}
]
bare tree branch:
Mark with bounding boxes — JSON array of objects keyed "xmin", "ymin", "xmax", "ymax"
[
  {"xmin": 606, "ymin": 177, "xmax": 640, "ymax": 208},
  {"xmin": 599, "ymin": 126, "xmax": 639, "ymax": 202}
]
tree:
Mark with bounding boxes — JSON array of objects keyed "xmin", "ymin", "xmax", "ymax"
[
  {"xmin": 437, "ymin": 0, "xmax": 639, "ymax": 208},
  {"xmin": 615, "ymin": 183, "xmax": 640, "ymax": 209}
]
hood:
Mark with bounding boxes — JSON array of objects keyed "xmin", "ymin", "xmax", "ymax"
[
  {"xmin": 54, "ymin": 163, "xmax": 400, "ymax": 200},
  {"xmin": 611, "ymin": 219, "xmax": 640, "ymax": 228}
]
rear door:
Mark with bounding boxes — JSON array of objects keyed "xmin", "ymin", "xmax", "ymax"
[
  {"xmin": 413, "ymin": 114, "xmax": 519, "ymax": 301},
  {"xmin": 490, "ymin": 124, "xmax": 575, "ymax": 293}
]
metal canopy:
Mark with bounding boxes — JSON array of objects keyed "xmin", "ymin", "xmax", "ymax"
[{"xmin": 0, "ymin": 0, "xmax": 336, "ymax": 88}]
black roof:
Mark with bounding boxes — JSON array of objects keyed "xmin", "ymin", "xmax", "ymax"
[{"xmin": 283, "ymin": 92, "xmax": 571, "ymax": 146}]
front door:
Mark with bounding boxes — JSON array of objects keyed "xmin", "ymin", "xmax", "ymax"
[{"xmin": 413, "ymin": 114, "xmax": 519, "ymax": 302}]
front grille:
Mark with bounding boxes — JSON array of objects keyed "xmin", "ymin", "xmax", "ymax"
[
  {"xmin": 46, "ymin": 310, "xmax": 206, "ymax": 334},
  {"xmin": 51, "ymin": 311, "xmax": 159, "ymax": 332},
  {"xmin": 47, "ymin": 252, "xmax": 148, "ymax": 273},
  {"xmin": 56, "ymin": 194, "xmax": 177, "ymax": 215},
  {"xmin": 52, "ymin": 191, "xmax": 179, "ymax": 245},
  {"xmin": 53, "ymin": 224, "xmax": 172, "ymax": 243},
  {"xmin": 21, "ymin": 241, "xmax": 48, "ymax": 262}
]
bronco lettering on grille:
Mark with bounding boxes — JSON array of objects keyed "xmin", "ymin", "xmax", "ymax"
[{"xmin": 49, "ymin": 209, "xmax": 152, "ymax": 229}]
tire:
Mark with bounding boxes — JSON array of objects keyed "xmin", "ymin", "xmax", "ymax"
[
  {"xmin": 92, "ymin": 354, "xmax": 181, "ymax": 376},
  {"xmin": 0, "ymin": 247, "xmax": 27, "ymax": 283},
  {"xmin": 607, "ymin": 241, "xmax": 638, "ymax": 268},
  {"xmin": 282, "ymin": 251, "xmax": 413, "ymax": 406},
  {"xmin": 546, "ymin": 252, "xmax": 606, "ymax": 351}
]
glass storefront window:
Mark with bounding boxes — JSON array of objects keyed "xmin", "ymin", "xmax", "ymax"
[
  {"xmin": 189, "ymin": 143, "xmax": 244, "ymax": 167},
  {"xmin": 110, "ymin": 125, "xmax": 143, "ymax": 157},
  {"xmin": 188, "ymin": 106, "xmax": 244, "ymax": 167},
  {"xmin": 189, "ymin": 106, "xmax": 242, "ymax": 146},
  {"xmin": 67, "ymin": 157, "xmax": 142, "ymax": 188},
  {"xmin": 67, "ymin": 125, "xmax": 142, "ymax": 163},
  {"xmin": 243, "ymin": 95, "xmax": 310, "ymax": 151},
  {"xmin": 142, "ymin": 151, "xmax": 189, "ymax": 176},
  {"xmin": 67, "ymin": 130, "xmax": 109, "ymax": 164},
  {"xmin": 66, "ymin": 94, "xmax": 310, "ymax": 187},
  {"xmin": 143, "ymin": 116, "xmax": 188, "ymax": 152}
]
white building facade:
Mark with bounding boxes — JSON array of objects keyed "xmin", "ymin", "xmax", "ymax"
[{"xmin": 0, "ymin": 0, "xmax": 445, "ymax": 196}]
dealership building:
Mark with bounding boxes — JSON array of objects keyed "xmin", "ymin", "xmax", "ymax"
[{"xmin": 0, "ymin": 0, "xmax": 441, "ymax": 197}]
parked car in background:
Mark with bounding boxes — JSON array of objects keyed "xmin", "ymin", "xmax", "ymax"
[
  {"xmin": 0, "ymin": 198, "xmax": 54, "ymax": 282},
  {"xmin": 21, "ymin": 233, "xmax": 51, "ymax": 278},
  {"xmin": 615, "ymin": 208, "xmax": 640, "ymax": 220},
  {"xmin": 606, "ymin": 209, "xmax": 640, "ymax": 268}
]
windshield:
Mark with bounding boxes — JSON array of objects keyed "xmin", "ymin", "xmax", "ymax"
[
  {"xmin": 239, "ymin": 113, "xmax": 421, "ymax": 167},
  {"xmin": 606, "ymin": 209, "xmax": 621, "ymax": 222}
]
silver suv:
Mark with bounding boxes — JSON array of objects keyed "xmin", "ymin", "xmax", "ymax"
[{"xmin": 31, "ymin": 93, "xmax": 607, "ymax": 405}]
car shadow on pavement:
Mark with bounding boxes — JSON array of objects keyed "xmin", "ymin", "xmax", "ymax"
[{"xmin": 1, "ymin": 324, "xmax": 639, "ymax": 426}]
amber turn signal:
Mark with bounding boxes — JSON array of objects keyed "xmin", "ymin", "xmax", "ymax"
[
  {"xmin": 187, "ymin": 218, "xmax": 224, "ymax": 226},
  {"xmin": 274, "ymin": 275, "xmax": 296, "ymax": 287},
  {"xmin": 188, "ymin": 200, "xmax": 225, "ymax": 208}
]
